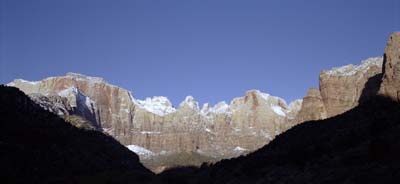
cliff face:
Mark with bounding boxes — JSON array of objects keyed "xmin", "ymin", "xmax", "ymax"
[
  {"xmin": 8, "ymin": 74, "xmax": 302, "ymax": 171},
  {"xmin": 296, "ymin": 32, "xmax": 400, "ymax": 123},
  {"xmin": 295, "ymin": 57, "xmax": 383, "ymax": 123},
  {"xmin": 296, "ymin": 88, "xmax": 327, "ymax": 122},
  {"xmin": 379, "ymin": 32, "xmax": 400, "ymax": 101},
  {"xmin": 319, "ymin": 57, "xmax": 383, "ymax": 117}
]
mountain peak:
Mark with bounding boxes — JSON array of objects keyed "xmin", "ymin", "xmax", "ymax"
[{"xmin": 179, "ymin": 95, "xmax": 200, "ymax": 111}]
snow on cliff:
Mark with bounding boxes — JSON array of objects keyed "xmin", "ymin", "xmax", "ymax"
[
  {"xmin": 325, "ymin": 57, "xmax": 383, "ymax": 76},
  {"xmin": 136, "ymin": 96, "xmax": 176, "ymax": 116}
]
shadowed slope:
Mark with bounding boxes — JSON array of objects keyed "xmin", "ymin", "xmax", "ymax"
[{"xmin": 0, "ymin": 86, "xmax": 153, "ymax": 183}]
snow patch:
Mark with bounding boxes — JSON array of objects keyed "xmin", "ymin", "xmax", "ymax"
[
  {"xmin": 233, "ymin": 146, "xmax": 248, "ymax": 152},
  {"xmin": 259, "ymin": 92, "xmax": 270, "ymax": 101},
  {"xmin": 205, "ymin": 128, "xmax": 213, "ymax": 133},
  {"xmin": 136, "ymin": 96, "xmax": 176, "ymax": 116},
  {"xmin": 8, "ymin": 79, "xmax": 40, "ymax": 86},
  {"xmin": 210, "ymin": 101, "xmax": 229, "ymax": 114},
  {"xmin": 58, "ymin": 86, "xmax": 79, "ymax": 97},
  {"xmin": 85, "ymin": 96, "xmax": 93, "ymax": 109},
  {"xmin": 272, "ymin": 105, "xmax": 286, "ymax": 116},
  {"xmin": 325, "ymin": 57, "xmax": 383, "ymax": 76},
  {"xmin": 20, "ymin": 79, "xmax": 40, "ymax": 85},
  {"xmin": 6, "ymin": 82, "xmax": 15, "ymax": 86},
  {"xmin": 66, "ymin": 72, "xmax": 105, "ymax": 83},
  {"xmin": 126, "ymin": 145, "xmax": 154, "ymax": 157},
  {"xmin": 128, "ymin": 91, "xmax": 135, "ymax": 102}
]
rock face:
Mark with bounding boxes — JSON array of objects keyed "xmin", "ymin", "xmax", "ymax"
[
  {"xmin": 7, "ymin": 73, "xmax": 302, "ymax": 171},
  {"xmin": 296, "ymin": 88, "xmax": 327, "ymax": 122},
  {"xmin": 8, "ymin": 73, "xmax": 134, "ymax": 138},
  {"xmin": 379, "ymin": 32, "xmax": 400, "ymax": 101},
  {"xmin": 319, "ymin": 57, "xmax": 383, "ymax": 117},
  {"xmin": 295, "ymin": 33, "xmax": 400, "ymax": 123},
  {"xmin": 295, "ymin": 57, "xmax": 384, "ymax": 123}
]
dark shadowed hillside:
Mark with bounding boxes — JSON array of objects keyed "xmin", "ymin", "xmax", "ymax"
[
  {"xmin": 0, "ymin": 86, "xmax": 153, "ymax": 184},
  {"xmin": 155, "ymin": 96, "xmax": 400, "ymax": 184}
]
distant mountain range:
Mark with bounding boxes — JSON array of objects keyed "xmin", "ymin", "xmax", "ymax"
[{"xmin": 3, "ymin": 32, "xmax": 400, "ymax": 177}]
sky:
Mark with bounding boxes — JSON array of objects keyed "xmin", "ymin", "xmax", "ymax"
[{"xmin": 1, "ymin": 0, "xmax": 399, "ymax": 106}]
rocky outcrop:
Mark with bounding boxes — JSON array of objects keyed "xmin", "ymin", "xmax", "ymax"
[
  {"xmin": 8, "ymin": 73, "xmax": 135, "ymax": 139},
  {"xmin": 296, "ymin": 88, "xmax": 327, "ymax": 122},
  {"xmin": 379, "ymin": 32, "xmax": 400, "ymax": 101},
  {"xmin": 319, "ymin": 57, "xmax": 383, "ymax": 117},
  {"xmin": 294, "ymin": 57, "xmax": 383, "ymax": 123}
]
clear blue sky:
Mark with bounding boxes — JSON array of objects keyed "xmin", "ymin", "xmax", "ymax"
[{"xmin": 1, "ymin": 0, "xmax": 399, "ymax": 106}]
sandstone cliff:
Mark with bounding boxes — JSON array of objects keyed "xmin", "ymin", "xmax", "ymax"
[
  {"xmin": 319, "ymin": 57, "xmax": 383, "ymax": 117},
  {"xmin": 296, "ymin": 33, "xmax": 400, "ymax": 123},
  {"xmin": 296, "ymin": 88, "xmax": 327, "ymax": 122},
  {"xmin": 295, "ymin": 57, "xmax": 383, "ymax": 123},
  {"xmin": 8, "ymin": 74, "xmax": 302, "ymax": 171},
  {"xmin": 379, "ymin": 32, "xmax": 400, "ymax": 101}
]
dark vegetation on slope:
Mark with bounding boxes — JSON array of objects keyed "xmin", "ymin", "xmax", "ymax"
[
  {"xmin": 154, "ymin": 96, "xmax": 400, "ymax": 184},
  {"xmin": 0, "ymin": 86, "xmax": 153, "ymax": 184}
]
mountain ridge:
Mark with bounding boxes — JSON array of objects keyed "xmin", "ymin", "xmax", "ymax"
[{"xmin": 5, "ymin": 56, "xmax": 386, "ymax": 172}]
